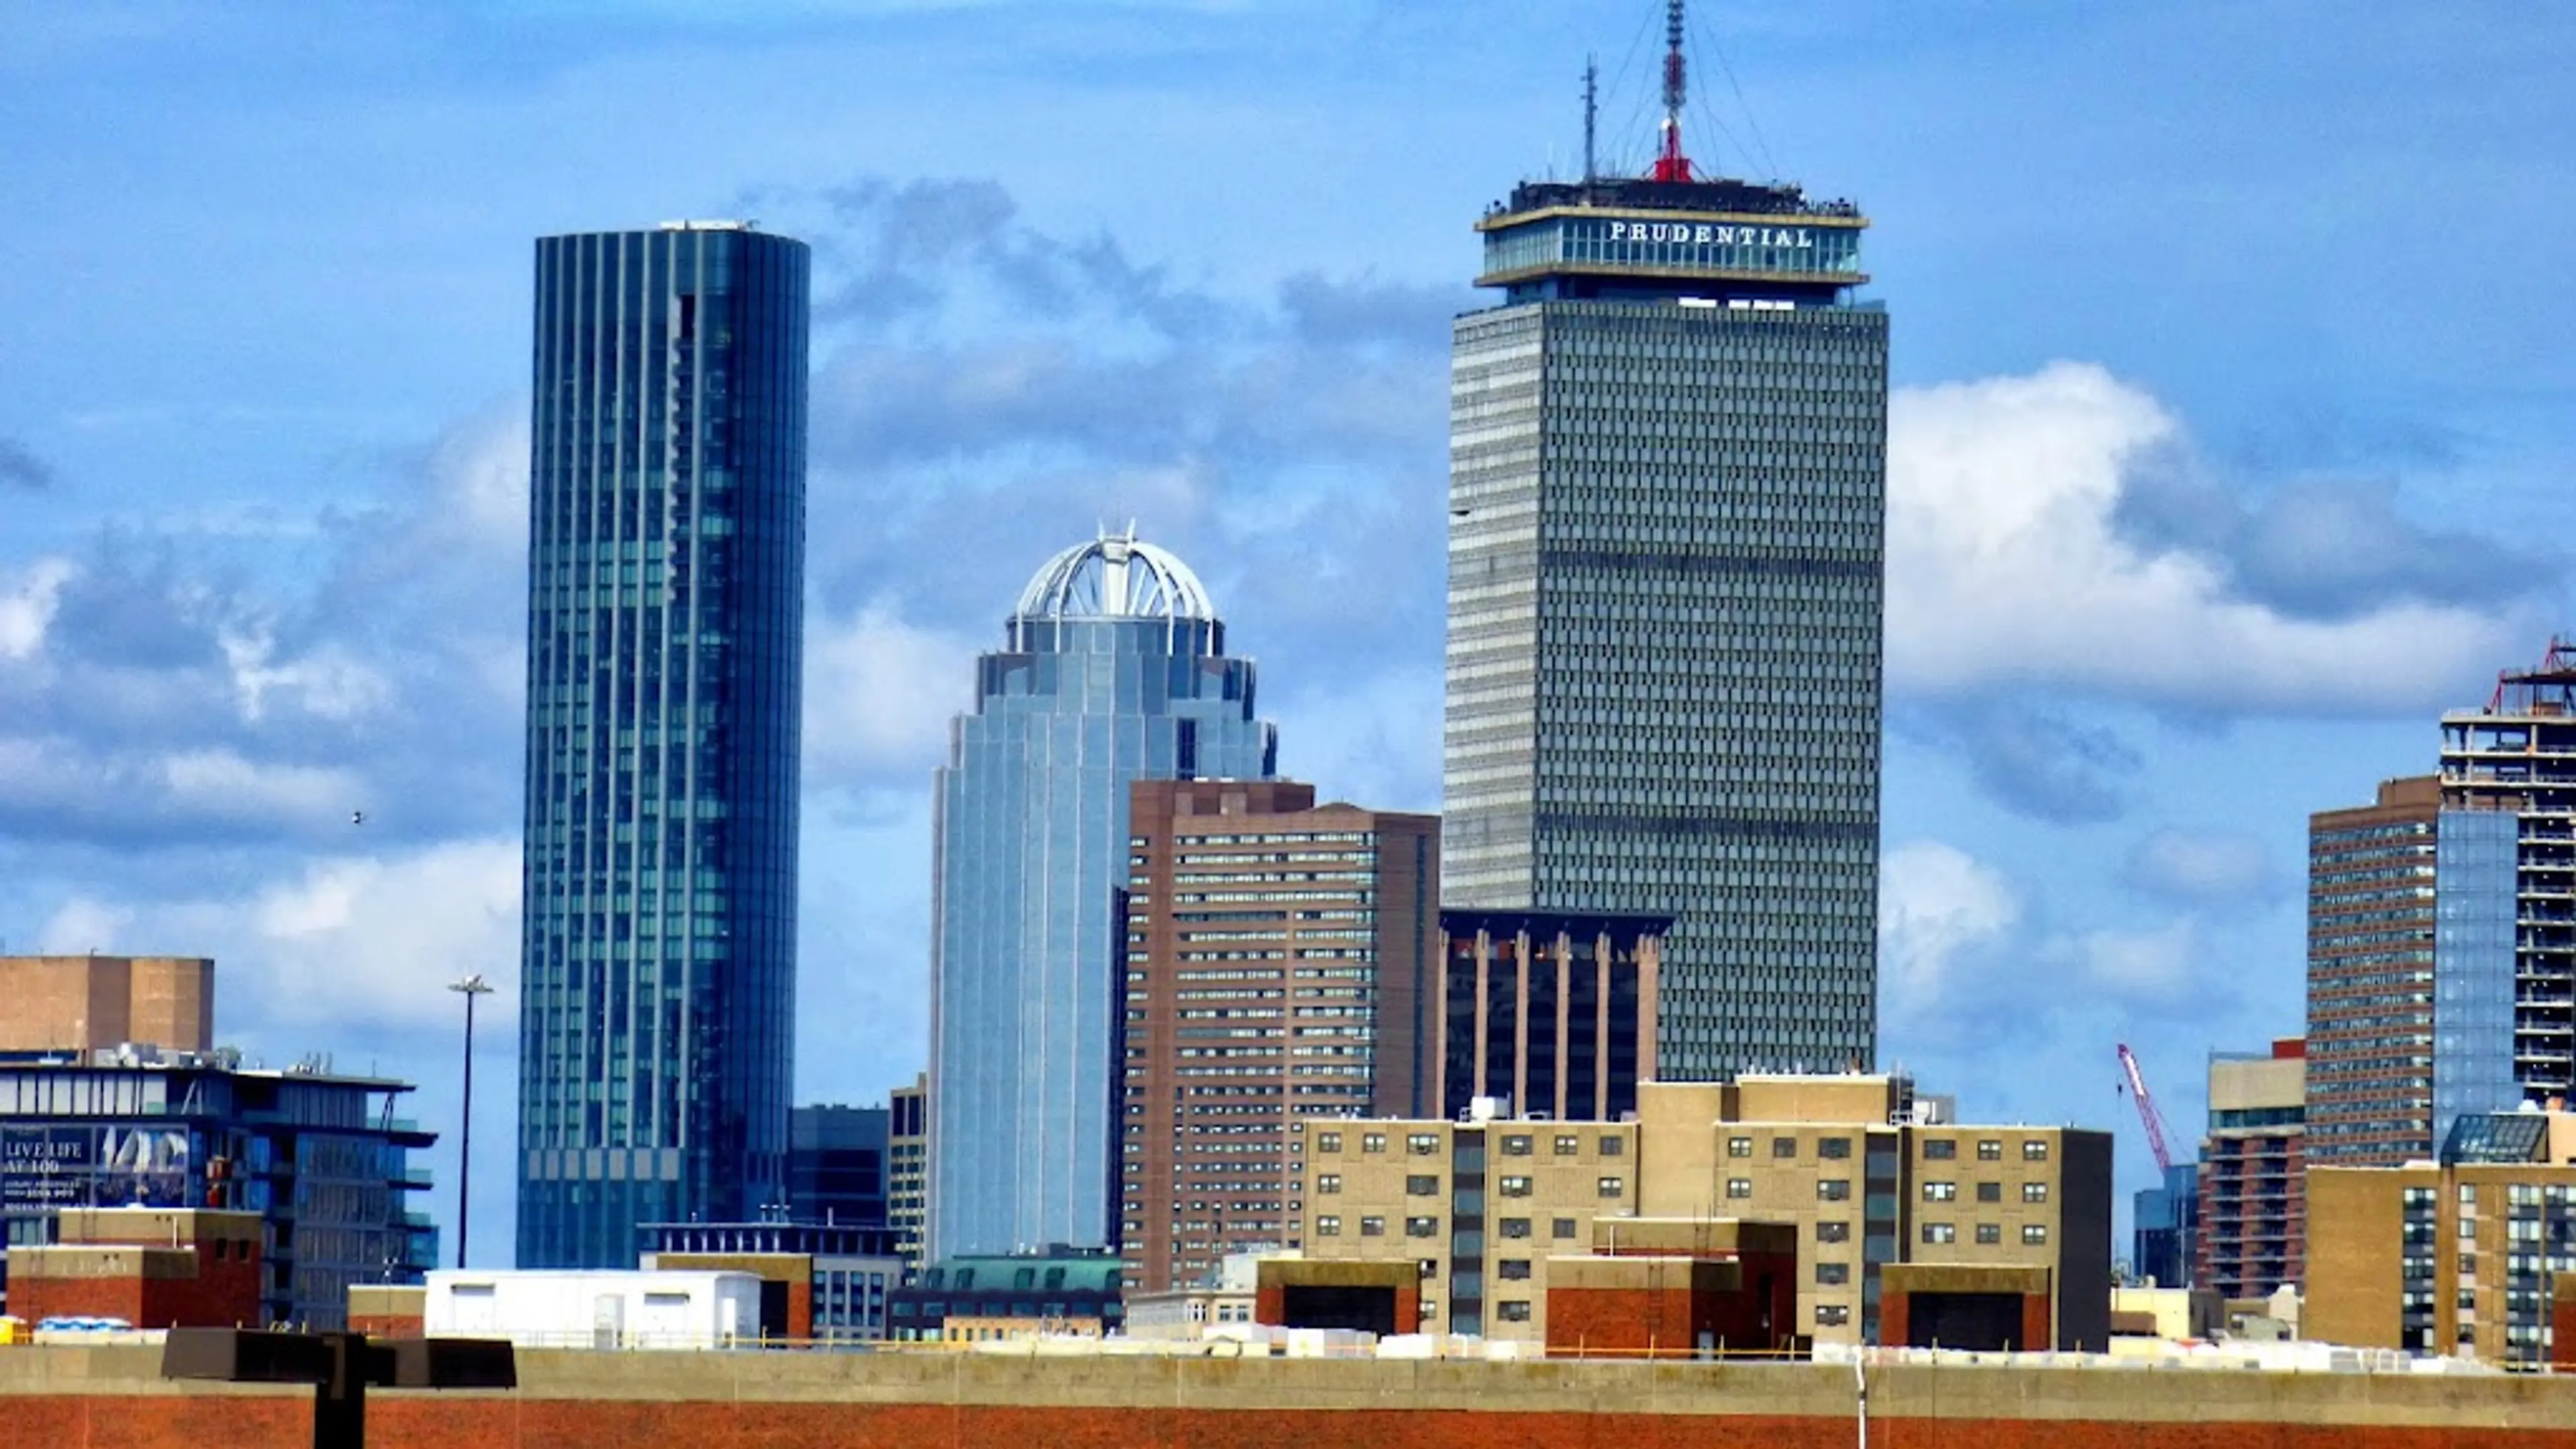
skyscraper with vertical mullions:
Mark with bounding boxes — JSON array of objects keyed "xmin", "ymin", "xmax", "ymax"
[
  {"xmin": 518, "ymin": 222, "xmax": 808, "ymax": 1269},
  {"xmin": 930, "ymin": 533, "xmax": 1277, "ymax": 1260},
  {"xmin": 1444, "ymin": 54, "xmax": 1886, "ymax": 1080}
]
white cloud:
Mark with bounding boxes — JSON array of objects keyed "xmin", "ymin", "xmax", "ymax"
[
  {"xmin": 0, "ymin": 557, "xmax": 75, "ymax": 660},
  {"xmin": 217, "ymin": 628, "xmax": 395, "ymax": 724},
  {"xmin": 1877, "ymin": 839, "xmax": 2021, "ymax": 1024},
  {"xmin": 2070, "ymin": 918, "xmax": 2204, "ymax": 1004},
  {"xmin": 2124, "ymin": 826, "xmax": 2279, "ymax": 907},
  {"xmin": 1886, "ymin": 363, "xmax": 2528, "ymax": 714},
  {"xmin": 803, "ymin": 599, "xmax": 976, "ymax": 786},
  {"xmin": 35, "ymin": 896, "xmax": 131, "ymax": 955},
  {"xmin": 15, "ymin": 840, "xmax": 519, "ymax": 1036}
]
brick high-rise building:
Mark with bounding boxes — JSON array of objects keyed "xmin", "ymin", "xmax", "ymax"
[
  {"xmin": 1117, "ymin": 779, "xmax": 1437, "ymax": 1293},
  {"xmin": 0, "ymin": 956, "xmax": 212, "ymax": 1054},
  {"xmin": 2196, "ymin": 1039, "xmax": 2306, "ymax": 1300},
  {"xmin": 2305, "ymin": 777, "xmax": 2439, "ymax": 1165}
]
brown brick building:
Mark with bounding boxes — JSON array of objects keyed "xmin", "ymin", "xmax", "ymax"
[
  {"xmin": 1118, "ymin": 780, "xmax": 1438, "ymax": 1293},
  {"xmin": 2304, "ymin": 776, "xmax": 2439, "ymax": 1165},
  {"xmin": 2198, "ymin": 1039, "xmax": 2307, "ymax": 1299},
  {"xmin": 5, "ymin": 1207, "xmax": 260, "ymax": 1329},
  {"xmin": 0, "ymin": 956, "xmax": 213, "ymax": 1055}
]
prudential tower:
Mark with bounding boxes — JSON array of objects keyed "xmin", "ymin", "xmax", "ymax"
[
  {"xmin": 930, "ymin": 532, "xmax": 1277, "ymax": 1258},
  {"xmin": 1444, "ymin": 4, "xmax": 1888, "ymax": 1081}
]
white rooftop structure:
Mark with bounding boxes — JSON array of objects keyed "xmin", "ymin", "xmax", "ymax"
[{"xmin": 1012, "ymin": 529, "xmax": 1216, "ymax": 623}]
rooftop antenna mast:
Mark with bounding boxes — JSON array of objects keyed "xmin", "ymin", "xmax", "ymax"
[
  {"xmin": 1582, "ymin": 54, "xmax": 1599, "ymax": 183},
  {"xmin": 1652, "ymin": 0, "xmax": 1693, "ymax": 182}
]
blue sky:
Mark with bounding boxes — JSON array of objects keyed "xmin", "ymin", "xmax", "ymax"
[{"xmin": 1, "ymin": 1, "xmax": 2567, "ymax": 1264}]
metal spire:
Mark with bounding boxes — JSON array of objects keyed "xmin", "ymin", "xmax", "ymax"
[
  {"xmin": 1582, "ymin": 54, "xmax": 1599, "ymax": 183},
  {"xmin": 1652, "ymin": 0, "xmax": 1693, "ymax": 182}
]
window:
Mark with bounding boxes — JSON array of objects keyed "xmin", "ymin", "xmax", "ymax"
[
  {"xmin": 1552, "ymin": 1218, "xmax": 1578, "ymax": 1240},
  {"xmin": 2023, "ymin": 1225, "xmax": 2049, "ymax": 1245},
  {"xmin": 1817, "ymin": 1220, "xmax": 1850, "ymax": 1244},
  {"xmin": 1408, "ymin": 1134, "xmax": 1441, "ymax": 1156},
  {"xmin": 2457, "ymin": 1288, "xmax": 2478, "ymax": 1311},
  {"xmin": 1819, "ymin": 1137, "xmax": 1852, "ymax": 1161},
  {"xmin": 1772, "ymin": 1137, "xmax": 1799, "ymax": 1160},
  {"xmin": 2022, "ymin": 1182, "xmax": 2049, "ymax": 1203},
  {"xmin": 1975, "ymin": 1224, "xmax": 2000, "ymax": 1245},
  {"xmin": 2459, "ymin": 1217, "xmax": 2478, "ymax": 1240},
  {"xmin": 1978, "ymin": 1140, "xmax": 2002, "ymax": 1161},
  {"xmin": 1599, "ymin": 1136, "xmax": 1624, "ymax": 1157},
  {"xmin": 1497, "ymin": 1301, "xmax": 1532, "ymax": 1323},
  {"xmin": 1923, "ymin": 1139, "xmax": 1957, "ymax": 1161},
  {"xmin": 1818, "ymin": 1179, "xmax": 1851, "ymax": 1202},
  {"xmin": 2022, "ymin": 1140, "xmax": 2049, "ymax": 1162},
  {"xmin": 1406, "ymin": 1216, "xmax": 1438, "ymax": 1238},
  {"xmin": 1922, "ymin": 1222, "xmax": 1955, "ymax": 1245},
  {"xmin": 1922, "ymin": 1181, "xmax": 1956, "ymax": 1202},
  {"xmin": 2459, "ymin": 1183, "xmax": 2479, "ymax": 1208},
  {"xmin": 1500, "ymin": 1260, "xmax": 1532, "ymax": 1281},
  {"xmin": 1503, "ymin": 1134, "xmax": 1533, "ymax": 1157},
  {"xmin": 1500, "ymin": 1175, "xmax": 1534, "ymax": 1197},
  {"xmin": 1817, "ymin": 1304, "xmax": 1849, "ymax": 1327},
  {"xmin": 1598, "ymin": 1177, "xmax": 1625, "ymax": 1198},
  {"xmin": 1728, "ymin": 1136, "xmax": 1754, "ymax": 1159},
  {"xmin": 1316, "ymin": 1132, "xmax": 1342, "ymax": 1154},
  {"xmin": 1816, "ymin": 1262, "xmax": 1849, "ymax": 1286},
  {"xmin": 1316, "ymin": 1215, "xmax": 1341, "ymax": 1236},
  {"xmin": 1362, "ymin": 1133, "xmax": 1387, "ymax": 1154},
  {"xmin": 1501, "ymin": 1218, "xmax": 1532, "ymax": 1239},
  {"xmin": 1406, "ymin": 1175, "xmax": 1440, "ymax": 1197},
  {"xmin": 1360, "ymin": 1216, "xmax": 1386, "ymax": 1237},
  {"xmin": 1726, "ymin": 1178, "xmax": 1753, "ymax": 1199},
  {"xmin": 1976, "ymin": 1181, "xmax": 2002, "ymax": 1203},
  {"xmin": 1554, "ymin": 1134, "xmax": 1579, "ymax": 1155},
  {"xmin": 1316, "ymin": 1174, "xmax": 1342, "ymax": 1195}
]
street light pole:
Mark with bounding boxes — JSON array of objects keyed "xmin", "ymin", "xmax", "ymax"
[{"xmin": 447, "ymin": 973, "xmax": 495, "ymax": 1270}]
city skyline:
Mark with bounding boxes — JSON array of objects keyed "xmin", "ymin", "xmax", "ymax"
[{"xmin": 0, "ymin": 2, "xmax": 2568, "ymax": 1261}]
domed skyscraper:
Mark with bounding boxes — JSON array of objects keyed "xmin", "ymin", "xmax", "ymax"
[{"xmin": 929, "ymin": 530, "xmax": 1277, "ymax": 1258}]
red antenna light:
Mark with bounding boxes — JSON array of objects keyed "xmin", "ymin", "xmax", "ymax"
[{"xmin": 1652, "ymin": 0, "xmax": 1693, "ymax": 182}]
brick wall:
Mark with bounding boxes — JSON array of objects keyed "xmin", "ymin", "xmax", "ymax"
[
  {"xmin": 0, "ymin": 1349, "xmax": 2570, "ymax": 1448},
  {"xmin": 9, "ymin": 1244, "xmax": 260, "ymax": 1329},
  {"xmin": 0, "ymin": 1394, "xmax": 2567, "ymax": 1449}
]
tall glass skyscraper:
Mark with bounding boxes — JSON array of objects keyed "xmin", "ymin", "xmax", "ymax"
[
  {"xmin": 518, "ymin": 222, "xmax": 808, "ymax": 1268},
  {"xmin": 1445, "ymin": 167, "xmax": 1887, "ymax": 1080},
  {"xmin": 930, "ymin": 533, "xmax": 1277, "ymax": 1258}
]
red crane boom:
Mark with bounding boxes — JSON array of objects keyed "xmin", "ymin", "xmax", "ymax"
[{"xmin": 2116, "ymin": 1042, "xmax": 2176, "ymax": 1174}]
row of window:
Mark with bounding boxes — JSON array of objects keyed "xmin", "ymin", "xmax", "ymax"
[{"xmin": 1311, "ymin": 1130, "xmax": 1623, "ymax": 1158}]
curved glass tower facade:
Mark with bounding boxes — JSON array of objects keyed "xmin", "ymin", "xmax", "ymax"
[
  {"xmin": 930, "ymin": 535, "xmax": 1277, "ymax": 1258},
  {"xmin": 518, "ymin": 223, "xmax": 808, "ymax": 1269}
]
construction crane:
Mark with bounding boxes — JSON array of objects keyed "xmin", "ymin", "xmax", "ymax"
[{"xmin": 2116, "ymin": 1043, "xmax": 2177, "ymax": 1174}]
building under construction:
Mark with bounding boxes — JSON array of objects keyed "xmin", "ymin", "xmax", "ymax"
[{"xmin": 2436, "ymin": 639, "xmax": 2576, "ymax": 1134}]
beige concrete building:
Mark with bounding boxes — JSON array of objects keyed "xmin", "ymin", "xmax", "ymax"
[
  {"xmin": 890, "ymin": 1073, "xmax": 926, "ymax": 1273},
  {"xmin": 1295, "ymin": 1075, "xmax": 2114, "ymax": 1348},
  {"xmin": 2308, "ymin": 1108, "xmax": 2576, "ymax": 1368},
  {"xmin": 1294, "ymin": 1110, "xmax": 1636, "ymax": 1341},
  {"xmin": 0, "ymin": 956, "xmax": 213, "ymax": 1055}
]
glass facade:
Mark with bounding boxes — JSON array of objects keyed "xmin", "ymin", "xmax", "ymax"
[
  {"xmin": 930, "ymin": 536, "xmax": 1277, "ymax": 1258},
  {"xmin": 1448, "ymin": 183, "xmax": 1886, "ymax": 1080},
  {"xmin": 2434, "ymin": 810, "xmax": 2521, "ymax": 1145},
  {"xmin": 518, "ymin": 224, "xmax": 810, "ymax": 1269},
  {"xmin": 0, "ymin": 1057, "xmax": 437, "ymax": 1328}
]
